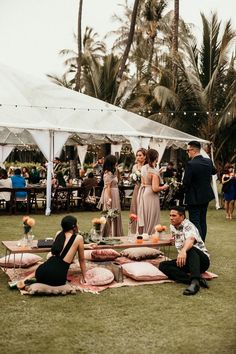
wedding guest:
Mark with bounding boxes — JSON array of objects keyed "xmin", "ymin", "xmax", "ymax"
[
  {"xmin": 98, "ymin": 154, "xmax": 124, "ymax": 237},
  {"xmin": 53, "ymin": 157, "xmax": 62, "ymax": 174},
  {"xmin": 159, "ymin": 206, "xmax": 210, "ymax": 296},
  {"xmin": 183, "ymin": 141, "xmax": 217, "ymax": 242},
  {"xmin": 11, "ymin": 168, "xmax": 27, "ymax": 200},
  {"xmin": 130, "ymin": 148, "xmax": 147, "ymax": 233},
  {"xmin": 29, "ymin": 166, "xmax": 40, "ymax": 184},
  {"xmin": 81, "ymin": 172, "xmax": 98, "ymax": 199},
  {"xmin": 0, "ymin": 168, "xmax": 12, "ymax": 202},
  {"xmin": 22, "ymin": 166, "xmax": 30, "ymax": 180},
  {"xmin": 221, "ymin": 163, "xmax": 236, "ymax": 219},
  {"xmin": 163, "ymin": 161, "xmax": 177, "ymax": 179},
  {"xmin": 18, "ymin": 215, "xmax": 86, "ymax": 287},
  {"xmin": 7, "ymin": 166, "xmax": 15, "ymax": 177},
  {"xmin": 39, "ymin": 163, "xmax": 47, "ymax": 180},
  {"xmin": 79, "ymin": 167, "xmax": 87, "ymax": 180},
  {"xmin": 137, "ymin": 149, "xmax": 169, "ymax": 235},
  {"xmin": 55, "ymin": 171, "xmax": 67, "ymax": 188},
  {"xmin": 93, "ymin": 156, "xmax": 104, "ymax": 175}
]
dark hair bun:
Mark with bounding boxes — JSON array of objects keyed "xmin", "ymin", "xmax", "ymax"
[{"xmin": 61, "ymin": 215, "xmax": 77, "ymax": 231}]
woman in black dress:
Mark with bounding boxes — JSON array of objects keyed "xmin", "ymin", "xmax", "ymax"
[{"xmin": 19, "ymin": 215, "xmax": 86, "ymax": 287}]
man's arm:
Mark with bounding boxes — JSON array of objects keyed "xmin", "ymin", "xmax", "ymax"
[
  {"xmin": 176, "ymin": 236, "xmax": 195, "ymax": 267},
  {"xmin": 182, "ymin": 162, "xmax": 193, "ymax": 189}
]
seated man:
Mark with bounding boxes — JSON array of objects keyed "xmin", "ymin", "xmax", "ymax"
[{"xmin": 159, "ymin": 206, "xmax": 210, "ymax": 295}]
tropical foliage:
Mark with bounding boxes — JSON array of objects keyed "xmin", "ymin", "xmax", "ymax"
[{"xmin": 47, "ymin": 1, "xmax": 236, "ymax": 165}]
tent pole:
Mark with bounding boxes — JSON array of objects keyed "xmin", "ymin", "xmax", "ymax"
[{"xmin": 45, "ymin": 130, "xmax": 53, "ymax": 216}]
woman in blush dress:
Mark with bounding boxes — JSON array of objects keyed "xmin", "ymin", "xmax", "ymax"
[
  {"xmin": 137, "ymin": 149, "xmax": 169, "ymax": 235},
  {"xmin": 130, "ymin": 148, "xmax": 147, "ymax": 233},
  {"xmin": 98, "ymin": 154, "xmax": 124, "ymax": 237}
]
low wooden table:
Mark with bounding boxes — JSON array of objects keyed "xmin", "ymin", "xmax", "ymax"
[{"xmin": 1, "ymin": 237, "xmax": 172, "ymax": 274}]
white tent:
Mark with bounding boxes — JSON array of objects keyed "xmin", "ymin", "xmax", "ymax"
[{"xmin": 0, "ymin": 63, "xmax": 218, "ymax": 213}]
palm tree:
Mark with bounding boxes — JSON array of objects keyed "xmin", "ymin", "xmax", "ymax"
[
  {"xmin": 46, "ymin": 73, "xmax": 74, "ymax": 89},
  {"xmin": 47, "ymin": 27, "xmax": 106, "ymax": 91},
  {"xmin": 116, "ymin": 0, "xmax": 140, "ymax": 84},
  {"xmin": 142, "ymin": 0, "xmax": 167, "ymax": 80},
  {"xmin": 83, "ymin": 53, "xmax": 122, "ymax": 104},
  {"xmin": 152, "ymin": 12, "xmax": 236, "ymax": 163},
  {"xmin": 172, "ymin": 0, "xmax": 179, "ymax": 90},
  {"xmin": 75, "ymin": 0, "xmax": 83, "ymax": 92}
]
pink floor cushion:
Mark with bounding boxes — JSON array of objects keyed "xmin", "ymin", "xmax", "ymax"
[
  {"xmin": 122, "ymin": 262, "xmax": 168, "ymax": 281},
  {"xmin": 84, "ymin": 250, "xmax": 93, "ymax": 260},
  {"xmin": 91, "ymin": 249, "xmax": 120, "ymax": 261},
  {"xmin": 120, "ymin": 247, "xmax": 163, "ymax": 261},
  {"xmin": 26, "ymin": 282, "xmax": 76, "ymax": 295},
  {"xmin": 85, "ymin": 267, "xmax": 114, "ymax": 286},
  {"xmin": 0, "ymin": 254, "xmax": 42, "ymax": 268}
]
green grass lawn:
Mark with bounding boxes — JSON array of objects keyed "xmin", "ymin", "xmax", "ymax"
[{"xmin": 0, "ymin": 206, "xmax": 235, "ymax": 354}]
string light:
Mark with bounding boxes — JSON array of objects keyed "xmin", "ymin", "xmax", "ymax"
[{"xmin": 0, "ymin": 103, "xmax": 233, "ymax": 117}]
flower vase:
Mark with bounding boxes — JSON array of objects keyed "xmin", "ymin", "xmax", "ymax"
[
  {"xmin": 91, "ymin": 225, "xmax": 102, "ymax": 243},
  {"xmin": 110, "ymin": 218, "xmax": 115, "ymax": 239},
  {"xmin": 127, "ymin": 223, "xmax": 134, "ymax": 242},
  {"xmin": 21, "ymin": 234, "xmax": 28, "ymax": 247}
]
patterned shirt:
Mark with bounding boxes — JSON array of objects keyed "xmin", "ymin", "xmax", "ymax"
[{"xmin": 170, "ymin": 219, "xmax": 210, "ymax": 257}]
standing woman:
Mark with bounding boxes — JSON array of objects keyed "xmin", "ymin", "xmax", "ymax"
[
  {"xmin": 137, "ymin": 149, "xmax": 169, "ymax": 235},
  {"xmin": 130, "ymin": 148, "xmax": 147, "ymax": 233},
  {"xmin": 221, "ymin": 163, "xmax": 236, "ymax": 219},
  {"xmin": 98, "ymin": 154, "xmax": 124, "ymax": 237}
]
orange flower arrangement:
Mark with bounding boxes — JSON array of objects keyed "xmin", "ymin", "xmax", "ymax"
[
  {"xmin": 22, "ymin": 216, "xmax": 35, "ymax": 234},
  {"xmin": 92, "ymin": 216, "xmax": 106, "ymax": 231},
  {"xmin": 154, "ymin": 224, "xmax": 167, "ymax": 233}
]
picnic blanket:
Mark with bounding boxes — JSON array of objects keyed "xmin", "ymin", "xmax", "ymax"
[{"xmin": 1, "ymin": 258, "xmax": 218, "ymax": 295}]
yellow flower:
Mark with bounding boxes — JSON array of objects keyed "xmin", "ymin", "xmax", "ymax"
[
  {"xmin": 27, "ymin": 218, "xmax": 35, "ymax": 227},
  {"xmin": 92, "ymin": 217, "xmax": 107, "ymax": 225},
  {"xmin": 100, "ymin": 216, "xmax": 107, "ymax": 225}
]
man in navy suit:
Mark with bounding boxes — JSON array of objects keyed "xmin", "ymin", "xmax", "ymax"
[{"xmin": 183, "ymin": 141, "xmax": 217, "ymax": 241}]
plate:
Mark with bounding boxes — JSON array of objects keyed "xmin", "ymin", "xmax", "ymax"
[{"xmin": 97, "ymin": 239, "xmax": 122, "ymax": 246}]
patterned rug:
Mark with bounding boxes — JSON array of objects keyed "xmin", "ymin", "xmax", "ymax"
[{"xmin": 1, "ymin": 258, "xmax": 218, "ymax": 295}]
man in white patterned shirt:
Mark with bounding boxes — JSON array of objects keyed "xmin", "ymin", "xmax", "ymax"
[{"xmin": 159, "ymin": 206, "xmax": 210, "ymax": 295}]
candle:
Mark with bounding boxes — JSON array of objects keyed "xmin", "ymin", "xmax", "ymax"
[
  {"xmin": 136, "ymin": 236, "xmax": 143, "ymax": 244},
  {"xmin": 151, "ymin": 234, "xmax": 159, "ymax": 243}
]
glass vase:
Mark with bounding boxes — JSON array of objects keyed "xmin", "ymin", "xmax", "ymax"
[
  {"xmin": 91, "ymin": 225, "xmax": 101, "ymax": 243},
  {"xmin": 127, "ymin": 223, "xmax": 135, "ymax": 242}
]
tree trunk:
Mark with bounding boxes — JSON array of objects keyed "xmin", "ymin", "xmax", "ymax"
[
  {"xmin": 116, "ymin": 0, "xmax": 140, "ymax": 84},
  {"xmin": 172, "ymin": 0, "xmax": 179, "ymax": 91},
  {"xmin": 75, "ymin": 0, "xmax": 83, "ymax": 92}
]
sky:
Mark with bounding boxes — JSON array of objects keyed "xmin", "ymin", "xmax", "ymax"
[{"xmin": 0, "ymin": 0, "xmax": 235, "ymax": 78}]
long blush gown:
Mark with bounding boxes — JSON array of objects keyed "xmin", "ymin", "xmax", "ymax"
[
  {"xmin": 130, "ymin": 164, "xmax": 141, "ymax": 234},
  {"xmin": 137, "ymin": 164, "xmax": 160, "ymax": 235},
  {"xmin": 98, "ymin": 172, "xmax": 124, "ymax": 237}
]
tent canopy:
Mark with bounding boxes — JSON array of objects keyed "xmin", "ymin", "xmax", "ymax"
[
  {"xmin": 0, "ymin": 63, "xmax": 216, "ymax": 214},
  {"xmin": 0, "ymin": 63, "xmax": 209, "ymax": 153}
]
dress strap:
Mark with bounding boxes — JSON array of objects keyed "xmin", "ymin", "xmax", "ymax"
[{"xmin": 60, "ymin": 234, "xmax": 77, "ymax": 259}]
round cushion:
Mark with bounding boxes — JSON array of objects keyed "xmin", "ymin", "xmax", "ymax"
[{"xmin": 85, "ymin": 267, "xmax": 114, "ymax": 286}]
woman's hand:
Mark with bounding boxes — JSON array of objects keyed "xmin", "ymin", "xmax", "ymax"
[{"xmin": 162, "ymin": 184, "xmax": 169, "ymax": 191}]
